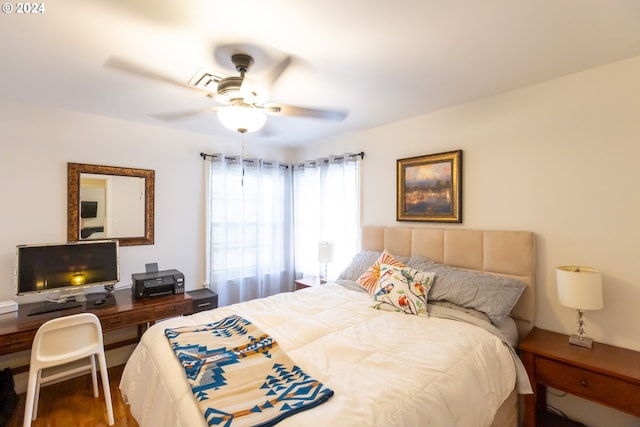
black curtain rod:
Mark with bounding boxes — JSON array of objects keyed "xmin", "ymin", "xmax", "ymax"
[{"xmin": 201, "ymin": 151, "xmax": 365, "ymax": 160}]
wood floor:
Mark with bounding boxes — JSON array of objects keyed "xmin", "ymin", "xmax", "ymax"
[{"xmin": 6, "ymin": 364, "xmax": 139, "ymax": 427}]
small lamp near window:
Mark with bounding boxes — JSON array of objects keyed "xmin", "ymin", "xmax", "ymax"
[
  {"xmin": 556, "ymin": 266, "xmax": 603, "ymax": 349},
  {"xmin": 318, "ymin": 241, "xmax": 335, "ymax": 283}
]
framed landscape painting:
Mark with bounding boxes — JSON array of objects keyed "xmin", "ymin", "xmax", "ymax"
[{"xmin": 396, "ymin": 150, "xmax": 462, "ymax": 222}]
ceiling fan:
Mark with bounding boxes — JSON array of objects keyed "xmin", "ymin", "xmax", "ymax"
[{"xmin": 104, "ymin": 52, "xmax": 348, "ymax": 134}]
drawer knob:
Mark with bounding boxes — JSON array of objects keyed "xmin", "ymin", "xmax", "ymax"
[{"xmin": 580, "ymin": 379, "xmax": 589, "ymax": 387}]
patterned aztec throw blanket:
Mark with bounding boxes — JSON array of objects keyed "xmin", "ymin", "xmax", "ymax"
[{"xmin": 165, "ymin": 315, "xmax": 334, "ymax": 427}]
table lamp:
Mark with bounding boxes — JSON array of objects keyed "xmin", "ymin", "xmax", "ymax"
[
  {"xmin": 556, "ymin": 266, "xmax": 603, "ymax": 349},
  {"xmin": 318, "ymin": 241, "xmax": 335, "ymax": 283}
]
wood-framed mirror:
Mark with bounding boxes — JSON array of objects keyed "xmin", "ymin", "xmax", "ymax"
[{"xmin": 67, "ymin": 163, "xmax": 155, "ymax": 246}]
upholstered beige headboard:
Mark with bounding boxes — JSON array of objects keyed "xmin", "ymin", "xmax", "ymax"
[{"xmin": 361, "ymin": 226, "xmax": 536, "ymax": 340}]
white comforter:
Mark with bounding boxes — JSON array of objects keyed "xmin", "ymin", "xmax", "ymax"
[{"xmin": 120, "ymin": 284, "xmax": 522, "ymax": 427}]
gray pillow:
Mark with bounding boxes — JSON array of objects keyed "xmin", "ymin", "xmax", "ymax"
[
  {"xmin": 428, "ymin": 300, "xmax": 491, "ymax": 323},
  {"xmin": 406, "ymin": 256, "xmax": 438, "ymax": 271},
  {"xmin": 337, "ymin": 251, "xmax": 382, "ymax": 281},
  {"xmin": 334, "ymin": 279, "xmax": 369, "ymax": 293},
  {"xmin": 407, "ymin": 256, "xmax": 526, "ymax": 323}
]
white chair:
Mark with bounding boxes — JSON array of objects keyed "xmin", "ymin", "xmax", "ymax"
[{"xmin": 23, "ymin": 312, "xmax": 114, "ymax": 426}]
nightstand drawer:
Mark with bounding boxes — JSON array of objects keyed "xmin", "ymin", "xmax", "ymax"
[
  {"xmin": 187, "ymin": 289, "xmax": 219, "ymax": 313},
  {"xmin": 536, "ymin": 357, "xmax": 640, "ymax": 415}
]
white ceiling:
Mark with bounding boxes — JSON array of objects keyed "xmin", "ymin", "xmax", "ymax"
[{"xmin": 2, "ymin": 0, "xmax": 640, "ymax": 147}]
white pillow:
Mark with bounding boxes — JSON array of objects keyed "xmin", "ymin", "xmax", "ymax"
[{"xmin": 370, "ymin": 264, "xmax": 434, "ymax": 316}]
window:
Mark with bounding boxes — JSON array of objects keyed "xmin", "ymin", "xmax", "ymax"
[
  {"xmin": 204, "ymin": 152, "xmax": 361, "ymax": 306},
  {"xmin": 205, "ymin": 156, "xmax": 293, "ymax": 306},
  {"xmin": 292, "ymin": 154, "xmax": 361, "ymax": 279}
]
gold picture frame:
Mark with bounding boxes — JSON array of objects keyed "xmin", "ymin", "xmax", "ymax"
[{"xmin": 397, "ymin": 150, "xmax": 462, "ymax": 222}]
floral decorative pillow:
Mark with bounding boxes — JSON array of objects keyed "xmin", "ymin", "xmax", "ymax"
[
  {"xmin": 370, "ymin": 264, "xmax": 435, "ymax": 316},
  {"xmin": 357, "ymin": 250, "xmax": 408, "ymax": 295}
]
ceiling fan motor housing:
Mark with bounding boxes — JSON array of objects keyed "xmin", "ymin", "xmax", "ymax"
[{"xmin": 217, "ymin": 76, "xmax": 244, "ymax": 98}]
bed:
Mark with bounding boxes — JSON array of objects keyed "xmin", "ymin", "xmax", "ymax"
[{"xmin": 120, "ymin": 226, "xmax": 535, "ymax": 427}]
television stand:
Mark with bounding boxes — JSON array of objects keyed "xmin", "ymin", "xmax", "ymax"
[{"xmin": 28, "ymin": 300, "xmax": 83, "ymax": 316}]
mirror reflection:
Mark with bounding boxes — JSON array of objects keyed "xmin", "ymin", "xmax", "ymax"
[
  {"xmin": 68, "ymin": 163, "xmax": 154, "ymax": 246},
  {"xmin": 79, "ymin": 174, "xmax": 146, "ymax": 239}
]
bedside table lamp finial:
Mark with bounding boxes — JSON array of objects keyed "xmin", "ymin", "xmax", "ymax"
[{"xmin": 556, "ymin": 266, "xmax": 603, "ymax": 349}]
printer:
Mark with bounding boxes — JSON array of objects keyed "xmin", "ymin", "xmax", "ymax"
[{"xmin": 131, "ymin": 269, "xmax": 185, "ymax": 299}]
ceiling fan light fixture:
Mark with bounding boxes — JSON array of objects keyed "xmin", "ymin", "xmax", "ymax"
[{"xmin": 217, "ymin": 105, "xmax": 267, "ymax": 133}]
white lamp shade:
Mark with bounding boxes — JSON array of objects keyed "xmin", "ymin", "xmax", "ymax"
[
  {"xmin": 217, "ymin": 106, "xmax": 267, "ymax": 133},
  {"xmin": 556, "ymin": 266, "xmax": 603, "ymax": 310},
  {"xmin": 318, "ymin": 241, "xmax": 335, "ymax": 263}
]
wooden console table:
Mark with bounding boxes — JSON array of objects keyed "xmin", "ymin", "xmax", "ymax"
[{"xmin": 0, "ymin": 289, "xmax": 192, "ymax": 370}]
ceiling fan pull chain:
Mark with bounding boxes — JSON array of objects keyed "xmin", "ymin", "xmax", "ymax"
[{"xmin": 241, "ymin": 130, "xmax": 246, "ymax": 187}]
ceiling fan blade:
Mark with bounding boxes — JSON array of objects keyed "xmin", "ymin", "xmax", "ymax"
[
  {"xmin": 243, "ymin": 56, "xmax": 292, "ymax": 104},
  {"xmin": 265, "ymin": 56, "xmax": 292, "ymax": 88},
  {"xmin": 151, "ymin": 107, "xmax": 218, "ymax": 122},
  {"xmin": 104, "ymin": 57, "xmax": 214, "ymax": 96},
  {"xmin": 263, "ymin": 103, "xmax": 348, "ymax": 121}
]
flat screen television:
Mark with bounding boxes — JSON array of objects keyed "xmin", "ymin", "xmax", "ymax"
[
  {"xmin": 15, "ymin": 240, "xmax": 120, "ymax": 304},
  {"xmin": 81, "ymin": 200, "xmax": 98, "ymax": 219}
]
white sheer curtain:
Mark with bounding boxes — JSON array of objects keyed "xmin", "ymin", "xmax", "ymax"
[
  {"xmin": 204, "ymin": 154, "xmax": 293, "ymax": 307},
  {"xmin": 292, "ymin": 153, "xmax": 361, "ymax": 280}
]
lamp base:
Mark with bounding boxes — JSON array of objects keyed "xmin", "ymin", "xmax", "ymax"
[{"xmin": 569, "ymin": 334, "xmax": 594, "ymax": 349}]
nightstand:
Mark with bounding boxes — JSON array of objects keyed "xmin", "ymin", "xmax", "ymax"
[
  {"xmin": 519, "ymin": 327, "xmax": 640, "ymax": 427},
  {"xmin": 187, "ymin": 288, "xmax": 219, "ymax": 313},
  {"xmin": 294, "ymin": 277, "xmax": 322, "ymax": 291}
]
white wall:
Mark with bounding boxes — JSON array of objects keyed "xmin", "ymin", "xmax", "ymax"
[{"xmin": 299, "ymin": 56, "xmax": 640, "ymax": 427}]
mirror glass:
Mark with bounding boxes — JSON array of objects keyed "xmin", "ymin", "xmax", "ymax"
[{"xmin": 68, "ymin": 163, "xmax": 154, "ymax": 246}]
